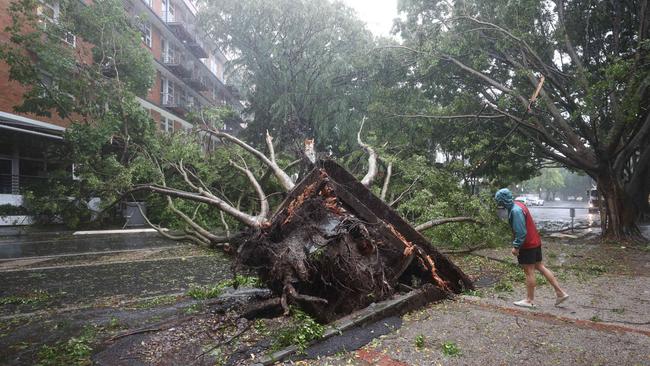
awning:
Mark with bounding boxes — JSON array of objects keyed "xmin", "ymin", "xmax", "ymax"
[{"xmin": 0, "ymin": 111, "xmax": 65, "ymax": 140}]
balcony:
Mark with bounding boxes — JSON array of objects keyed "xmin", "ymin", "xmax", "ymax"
[
  {"xmin": 183, "ymin": 74, "xmax": 208, "ymax": 92},
  {"xmin": 162, "ymin": 11, "xmax": 208, "ymax": 59},
  {"xmin": 162, "ymin": 54, "xmax": 192, "ymax": 78},
  {"xmin": 161, "ymin": 94, "xmax": 192, "ymax": 116},
  {"xmin": 186, "ymin": 39, "xmax": 208, "ymax": 59}
]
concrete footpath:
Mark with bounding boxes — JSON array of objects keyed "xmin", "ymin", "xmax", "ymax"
[{"xmin": 301, "ymin": 239, "xmax": 650, "ymax": 366}]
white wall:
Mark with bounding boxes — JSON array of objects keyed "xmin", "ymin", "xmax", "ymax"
[{"xmin": 0, "ymin": 194, "xmax": 24, "ymax": 206}]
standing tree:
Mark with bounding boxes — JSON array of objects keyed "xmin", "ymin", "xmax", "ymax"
[
  {"xmin": 198, "ymin": 0, "xmax": 374, "ymax": 152},
  {"xmin": 392, "ymin": 0, "xmax": 650, "ymax": 240}
]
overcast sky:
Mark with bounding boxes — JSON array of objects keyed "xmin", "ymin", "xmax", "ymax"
[{"xmin": 339, "ymin": 0, "xmax": 399, "ymax": 37}]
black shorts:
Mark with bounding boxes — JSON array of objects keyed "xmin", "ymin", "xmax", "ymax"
[{"xmin": 518, "ymin": 246, "xmax": 542, "ymax": 265}]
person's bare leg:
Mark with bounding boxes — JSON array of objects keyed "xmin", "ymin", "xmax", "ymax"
[
  {"xmin": 535, "ymin": 262, "xmax": 567, "ymax": 297},
  {"xmin": 523, "ymin": 264, "xmax": 536, "ymax": 303}
]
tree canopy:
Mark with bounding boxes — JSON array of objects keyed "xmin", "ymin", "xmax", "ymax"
[
  {"xmin": 199, "ymin": 0, "xmax": 374, "ymax": 152},
  {"xmin": 387, "ymin": 0, "xmax": 650, "ymax": 239}
]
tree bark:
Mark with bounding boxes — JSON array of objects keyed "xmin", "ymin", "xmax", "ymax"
[{"xmin": 596, "ymin": 172, "xmax": 644, "ymax": 241}]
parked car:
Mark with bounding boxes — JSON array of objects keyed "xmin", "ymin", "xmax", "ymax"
[
  {"xmin": 529, "ymin": 197, "xmax": 545, "ymax": 206},
  {"xmin": 515, "ymin": 196, "xmax": 530, "ymax": 205}
]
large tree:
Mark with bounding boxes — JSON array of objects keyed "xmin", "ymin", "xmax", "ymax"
[
  {"xmin": 198, "ymin": 0, "xmax": 374, "ymax": 153},
  {"xmin": 391, "ymin": 0, "xmax": 650, "ymax": 240}
]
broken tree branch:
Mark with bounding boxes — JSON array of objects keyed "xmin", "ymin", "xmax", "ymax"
[
  {"xmin": 415, "ymin": 217, "xmax": 483, "ymax": 232},
  {"xmin": 229, "ymin": 158, "xmax": 270, "ymax": 222},
  {"xmin": 380, "ymin": 162, "xmax": 393, "ymax": 201},
  {"xmin": 390, "ymin": 175, "xmax": 420, "ymax": 207},
  {"xmin": 358, "ymin": 117, "xmax": 378, "ymax": 188},
  {"xmin": 202, "ymin": 128, "xmax": 295, "ymax": 192}
]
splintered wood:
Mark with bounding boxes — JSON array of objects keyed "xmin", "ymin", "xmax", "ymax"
[{"xmin": 240, "ymin": 161, "xmax": 472, "ymax": 321}]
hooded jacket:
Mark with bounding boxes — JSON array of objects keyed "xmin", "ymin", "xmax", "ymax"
[{"xmin": 495, "ymin": 188, "xmax": 541, "ymax": 249}]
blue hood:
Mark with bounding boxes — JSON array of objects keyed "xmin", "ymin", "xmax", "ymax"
[{"xmin": 495, "ymin": 188, "xmax": 514, "ymax": 209}]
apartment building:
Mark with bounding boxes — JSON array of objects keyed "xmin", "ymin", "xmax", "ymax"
[{"xmin": 0, "ymin": 0, "xmax": 241, "ymax": 202}]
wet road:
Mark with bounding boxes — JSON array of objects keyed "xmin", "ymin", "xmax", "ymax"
[
  {"xmin": 527, "ymin": 200, "xmax": 597, "ymax": 223},
  {"xmin": 0, "ymin": 231, "xmax": 232, "ymax": 316},
  {"xmin": 0, "ymin": 233, "xmax": 181, "ymax": 259}
]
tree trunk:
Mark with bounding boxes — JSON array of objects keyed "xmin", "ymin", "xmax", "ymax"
[
  {"xmin": 596, "ymin": 173, "xmax": 644, "ymax": 241},
  {"xmin": 236, "ymin": 161, "xmax": 474, "ymax": 322}
]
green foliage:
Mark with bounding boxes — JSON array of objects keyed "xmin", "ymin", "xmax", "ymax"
[
  {"xmin": 414, "ymin": 334, "xmax": 426, "ymax": 349},
  {"xmin": 0, "ymin": 204, "xmax": 28, "ymax": 216},
  {"xmin": 0, "ymin": 290, "xmax": 51, "ymax": 306},
  {"xmin": 273, "ymin": 307, "xmax": 325, "ymax": 352},
  {"xmin": 186, "ymin": 275, "xmax": 262, "ymax": 300},
  {"xmin": 199, "ymin": 0, "xmax": 374, "ymax": 151},
  {"xmin": 384, "ymin": 155, "xmax": 509, "ymax": 250},
  {"xmin": 390, "ymin": 0, "xmax": 650, "ymax": 233},
  {"xmin": 133, "ymin": 295, "xmax": 179, "ymax": 309},
  {"xmin": 441, "ymin": 341, "xmax": 461, "ymax": 357},
  {"xmin": 36, "ymin": 326, "xmax": 97, "ymax": 366}
]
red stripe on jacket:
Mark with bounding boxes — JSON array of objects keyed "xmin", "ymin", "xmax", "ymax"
[{"xmin": 514, "ymin": 201, "xmax": 542, "ymax": 249}]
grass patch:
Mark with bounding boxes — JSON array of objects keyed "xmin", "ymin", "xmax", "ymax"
[
  {"xmin": 494, "ymin": 280, "xmax": 514, "ymax": 292},
  {"xmin": 590, "ymin": 315, "xmax": 602, "ymax": 322},
  {"xmin": 133, "ymin": 295, "xmax": 178, "ymax": 309},
  {"xmin": 184, "ymin": 303, "xmax": 203, "ymax": 314},
  {"xmin": 36, "ymin": 326, "xmax": 97, "ymax": 366},
  {"xmin": 611, "ymin": 308, "xmax": 625, "ymax": 314},
  {"xmin": 462, "ymin": 289, "xmax": 484, "ymax": 297},
  {"xmin": 273, "ymin": 307, "xmax": 325, "ymax": 352},
  {"xmin": 441, "ymin": 341, "xmax": 461, "ymax": 357},
  {"xmin": 186, "ymin": 275, "xmax": 262, "ymax": 300},
  {"xmin": 0, "ymin": 290, "xmax": 52, "ymax": 306}
]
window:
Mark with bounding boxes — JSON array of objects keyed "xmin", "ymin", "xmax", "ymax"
[
  {"xmin": 162, "ymin": 0, "xmax": 174, "ymax": 22},
  {"xmin": 160, "ymin": 78, "xmax": 174, "ymax": 105},
  {"xmin": 162, "ymin": 39, "xmax": 175, "ymax": 63},
  {"xmin": 161, "ymin": 117, "xmax": 174, "ymax": 132},
  {"xmin": 141, "ymin": 22, "xmax": 152, "ymax": 48},
  {"xmin": 62, "ymin": 32, "xmax": 76, "ymax": 47}
]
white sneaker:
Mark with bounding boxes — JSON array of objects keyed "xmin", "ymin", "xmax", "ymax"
[
  {"xmin": 555, "ymin": 294, "xmax": 569, "ymax": 306},
  {"xmin": 513, "ymin": 299, "xmax": 535, "ymax": 308}
]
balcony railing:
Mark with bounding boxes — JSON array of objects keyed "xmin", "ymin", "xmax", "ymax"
[
  {"xmin": 183, "ymin": 74, "xmax": 208, "ymax": 92},
  {"xmin": 162, "ymin": 53, "xmax": 192, "ymax": 78},
  {"xmin": 161, "ymin": 12, "xmax": 209, "ymax": 59},
  {"xmin": 162, "ymin": 94, "xmax": 189, "ymax": 116},
  {"xmin": 186, "ymin": 38, "xmax": 208, "ymax": 59},
  {"xmin": 0, "ymin": 174, "xmax": 48, "ymax": 195}
]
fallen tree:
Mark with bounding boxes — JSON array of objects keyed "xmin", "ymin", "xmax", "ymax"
[{"xmin": 132, "ymin": 125, "xmax": 476, "ymax": 321}]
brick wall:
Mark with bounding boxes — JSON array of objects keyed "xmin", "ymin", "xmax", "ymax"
[{"xmin": 0, "ymin": 0, "xmax": 71, "ymax": 129}]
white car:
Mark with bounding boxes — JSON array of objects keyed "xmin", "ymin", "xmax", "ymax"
[
  {"xmin": 515, "ymin": 196, "xmax": 544, "ymax": 206},
  {"xmin": 515, "ymin": 196, "xmax": 530, "ymax": 205},
  {"xmin": 530, "ymin": 198, "xmax": 545, "ymax": 206}
]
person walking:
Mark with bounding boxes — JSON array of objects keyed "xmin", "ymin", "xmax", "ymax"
[{"xmin": 495, "ymin": 188, "xmax": 569, "ymax": 308}]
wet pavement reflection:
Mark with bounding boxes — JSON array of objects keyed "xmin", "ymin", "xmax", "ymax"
[{"xmin": 0, "ymin": 233, "xmax": 181, "ymax": 259}]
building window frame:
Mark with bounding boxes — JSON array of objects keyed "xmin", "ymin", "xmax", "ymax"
[
  {"xmin": 161, "ymin": 38, "xmax": 175, "ymax": 63},
  {"xmin": 160, "ymin": 77, "xmax": 175, "ymax": 105},
  {"xmin": 162, "ymin": 117, "xmax": 174, "ymax": 132},
  {"xmin": 162, "ymin": 0, "xmax": 175, "ymax": 22},
  {"xmin": 141, "ymin": 22, "xmax": 152, "ymax": 48}
]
